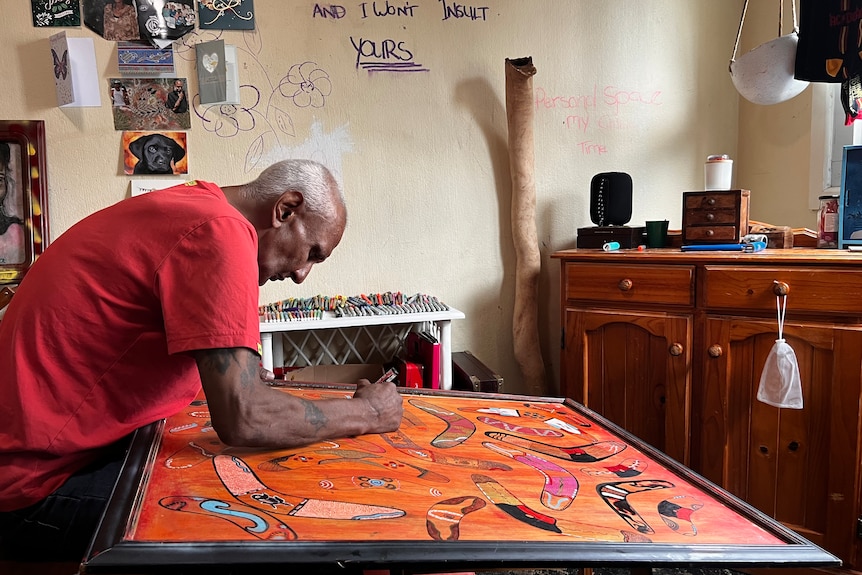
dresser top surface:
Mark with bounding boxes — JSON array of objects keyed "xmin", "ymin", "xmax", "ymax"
[{"xmin": 552, "ymin": 248, "xmax": 862, "ymax": 266}]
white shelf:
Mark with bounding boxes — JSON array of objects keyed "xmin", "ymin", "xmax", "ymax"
[
  {"xmin": 259, "ymin": 308, "xmax": 465, "ymax": 389},
  {"xmin": 260, "ymin": 308, "xmax": 464, "ymax": 332}
]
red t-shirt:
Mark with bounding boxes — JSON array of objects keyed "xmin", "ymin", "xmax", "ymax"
[{"xmin": 0, "ymin": 181, "xmax": 262, "ymax": 511}]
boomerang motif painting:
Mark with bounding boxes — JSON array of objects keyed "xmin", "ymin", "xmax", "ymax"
[
  {"xmin": 86, "ymin": 384, "xmax": 839, "ymax": 572},
  {"xmin": 124, "ymin": 386, "xmax": 781, "ymax": 544}
]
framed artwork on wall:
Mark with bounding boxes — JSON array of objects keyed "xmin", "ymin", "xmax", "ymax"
[{"xmin": 0, "ymin": 120, "xmax": 49, "ymax": 284}]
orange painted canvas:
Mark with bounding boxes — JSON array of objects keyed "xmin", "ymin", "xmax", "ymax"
[{"xmin": 84, "ymin": 385, "xmax": 838, "ymax": 573}]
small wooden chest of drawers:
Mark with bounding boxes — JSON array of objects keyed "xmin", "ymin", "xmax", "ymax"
[{"xmin": 682, "ymin": 189, "xmax": 750, "ymax": 243}]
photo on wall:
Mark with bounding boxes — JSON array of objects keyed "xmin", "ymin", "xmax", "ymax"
[
  {"xmin": 0, "ymin": 141, "xmax": 25, "ymax": 267},
  {"xmin": 123, "ymin": 131, "xmax": 188, "ymax": 175},
  {"xmin": 137, "ymin": 0, "xmax": 196, "ymax": 44},
  {"xmin": 84, "ymin": 0, "xmax": 141, "ymax": 42},
  {"xmin": 109, "ymin": 78, "xmax": 191, "ymax": 131},
  {"xmin": 0, "ymin": 121, "xmax": 50, "ymax": 285}
]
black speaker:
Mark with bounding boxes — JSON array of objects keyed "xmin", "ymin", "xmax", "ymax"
[{"xmin": 590, "ymin": 172, "xmax": 632, "ymax": 226}]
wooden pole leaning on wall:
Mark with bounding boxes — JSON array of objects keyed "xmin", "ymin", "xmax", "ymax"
[{"xmin": 505, "ymin": 56, "xmax": 547, "ymax": 396}]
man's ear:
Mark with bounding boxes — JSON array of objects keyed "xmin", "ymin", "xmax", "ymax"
[{"xmin": 272, "ymin": 190, "xmax": 304, "ymax": 227}]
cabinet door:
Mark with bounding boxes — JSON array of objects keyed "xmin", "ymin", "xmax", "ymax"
[
  {"xmin": 698, "ymin": 317, "xmax": 862, "ymax": 567},
  {"xmin": 562, "ymin": 307, "xmax": 691, "ymax": 464}
]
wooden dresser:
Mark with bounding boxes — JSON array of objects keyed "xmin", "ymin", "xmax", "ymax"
[{"xmin": 552, "ymin": 247, "xmax": 862, "ymax": 569}]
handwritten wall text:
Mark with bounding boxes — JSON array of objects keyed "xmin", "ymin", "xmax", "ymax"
[{"xmin": 535, "ymin": 85, "xmax": 663, "ymax": 153}]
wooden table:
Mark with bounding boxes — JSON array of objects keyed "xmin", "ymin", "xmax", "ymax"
[{"xmin": 81, "ymin": 384, "xmax": 839, "ymax": 574}]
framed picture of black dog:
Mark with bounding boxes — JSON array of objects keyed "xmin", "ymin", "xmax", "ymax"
[
  {"xmin": 839, "ymin": 145, "xmax": 862, "ymax": 248},
  {"xmin": 122, "ymin": 130, "xmax": 188, "ymax": 175},
  {"xmin": 0, "ymin": 120, "xmax": 49, "ymax": 285}
]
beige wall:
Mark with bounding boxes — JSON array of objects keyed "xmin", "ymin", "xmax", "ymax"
[
  {"xmin": 2, "ymin": 1, "xmax": 747, "ymax": 395},
  {"xmin": 736, "ymin": 0, "xmax": 820, "ymax": 229}
]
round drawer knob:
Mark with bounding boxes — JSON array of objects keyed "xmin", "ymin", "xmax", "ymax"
[
  {"xmin": 669, "ymin": 343, "xmax": 683, "ymax": 356},
  {"xmin": 707, "ymin": 198, "xmax": 716, "ymax": 206},
  {"xmin": 708, "ymin": 344, "xmax": 723, "ymax": 358},
  {"xmin": 706, "ymin": 213, "xmax": 715, "ymax": 221},
  {"xmin": 618, "ymin": 278, "xmax": 633, "ymax": 292},
  {"xmin": 706, "ymin": 229, "xmax": 714, "ymax": 237},
  {"xmin": 773, "ymin": 281, "xmax": 790, "ymax": 296}
]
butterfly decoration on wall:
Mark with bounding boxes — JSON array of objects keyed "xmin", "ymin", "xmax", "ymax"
[{"xmin": 52, "ymin": 48, "xmax": 68, "ymax": 81}]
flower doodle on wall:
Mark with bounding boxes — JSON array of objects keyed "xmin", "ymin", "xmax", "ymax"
[
  {"xmin": 178, "ymin": 29, "xmax": 334, "ymax": 172},
  {"xmin": 279, "ymin": 62, "xmax": 332, "ymax": 109},
  {"xmin": 195, "ymin": 86, "xmax": 260, "ymax": 138}
]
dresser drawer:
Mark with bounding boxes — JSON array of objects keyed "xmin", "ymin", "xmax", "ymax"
[
  {"xmin": 684, "ymin": 192, "xmax": 743, "ymax": 210},
  {"xmin": 684, "ymin": 210, "xmax": 739, "ymax": 226},
  {"xmin": 684, "ymin": 225, "xmax": 741, "ymax": 242},
  {"xmin": 703, "ymin": 266, "xmax": 862, "ymax": 314},
  {"xmin": 564, "ymin": 262, "xmax": 694, "ymax": 306}
]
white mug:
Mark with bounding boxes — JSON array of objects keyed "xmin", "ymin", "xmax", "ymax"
[{"xmin": 704, "ymin": 155, "xmax": 733, "ymax": 190}]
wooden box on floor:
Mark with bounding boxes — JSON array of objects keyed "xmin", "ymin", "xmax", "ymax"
[{"xmin": 452, "ymin": 350, "xmax": 503, "ymax": 393}]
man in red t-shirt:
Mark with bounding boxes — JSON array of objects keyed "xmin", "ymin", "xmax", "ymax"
[{"xmin": 0, "ymin": 159, "xmax": 403, "ymax": 561}]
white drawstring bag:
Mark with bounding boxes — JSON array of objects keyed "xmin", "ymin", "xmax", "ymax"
[{"xmin": 756, "ymin": 294, "xmax": 803, "ymax": 409}]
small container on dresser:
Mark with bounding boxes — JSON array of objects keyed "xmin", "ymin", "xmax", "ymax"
[
  {"xmin": 818, "ymin": 194, "xmax": 839, "ymax": 248},
  {"xmin": 681, "ymin": 189, "xmax": 750, "ymax": 244}
]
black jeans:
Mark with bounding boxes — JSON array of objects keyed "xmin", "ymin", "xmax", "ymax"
[{"xmin": 0, "ymin": 439, "xmax": 128, "ymax": 562}]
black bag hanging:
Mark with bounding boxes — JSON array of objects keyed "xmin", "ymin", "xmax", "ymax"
[{"xmin": 795, "ymin": 0, "xmax": 862, "ymax": 83}]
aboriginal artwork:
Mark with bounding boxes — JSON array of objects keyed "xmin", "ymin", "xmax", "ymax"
[{"xmin": 123, "ymin": 386, "xmax": 788, "ymax": 547}]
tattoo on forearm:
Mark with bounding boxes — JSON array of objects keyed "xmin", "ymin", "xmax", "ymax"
[
  {"xmin": 198, "ymin": 349, "xmax": 257, "ymax": 389},
  {"xmin": 200, "ymin": 349, "xmax": 238, "ymax": 375},
  {"xmin": 300, "ymin": 398, "xmax": 327, "ymax": 431},
  {"xmin": 240, "ymin": 358, "xmax": 258, "ymax": 389}
]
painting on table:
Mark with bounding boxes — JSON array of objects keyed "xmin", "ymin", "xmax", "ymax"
[{"xmin": 84, "ymin": 384, "xmax": 839, "ymax": 574}]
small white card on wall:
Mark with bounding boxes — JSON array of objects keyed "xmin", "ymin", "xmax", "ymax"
[
  {"xmin": 196, "ymin": 39, "xmax": 226, "ymax": 105},
  {"xmin": 130, "ymin": 179, "xmax": 187, "ymax": 196},
  {"xmin": 49, "ymin": 31, "xmax": 101, "ymax": 107},
  {"xmin": 196, "ymin": 39, "xmax": 239, "ymax": 105},
  {"xmin": 224, "ymin": 44, "xmax": 240, "ymax": 104}
]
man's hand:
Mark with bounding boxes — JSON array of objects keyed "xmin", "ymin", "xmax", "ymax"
[{"xmin": 353, "ymin": 380, "xmax": 403, "ymax": 432}]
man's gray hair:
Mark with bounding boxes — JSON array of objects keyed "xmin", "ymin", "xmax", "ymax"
[{"xmin": 250, "ymin": 159, "xmax": 344, "ymax": 215}]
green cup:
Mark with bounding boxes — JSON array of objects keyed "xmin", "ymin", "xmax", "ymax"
[{"xmin": 645, "ymin": 220, "xmax": 669, "ymax": 248}]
